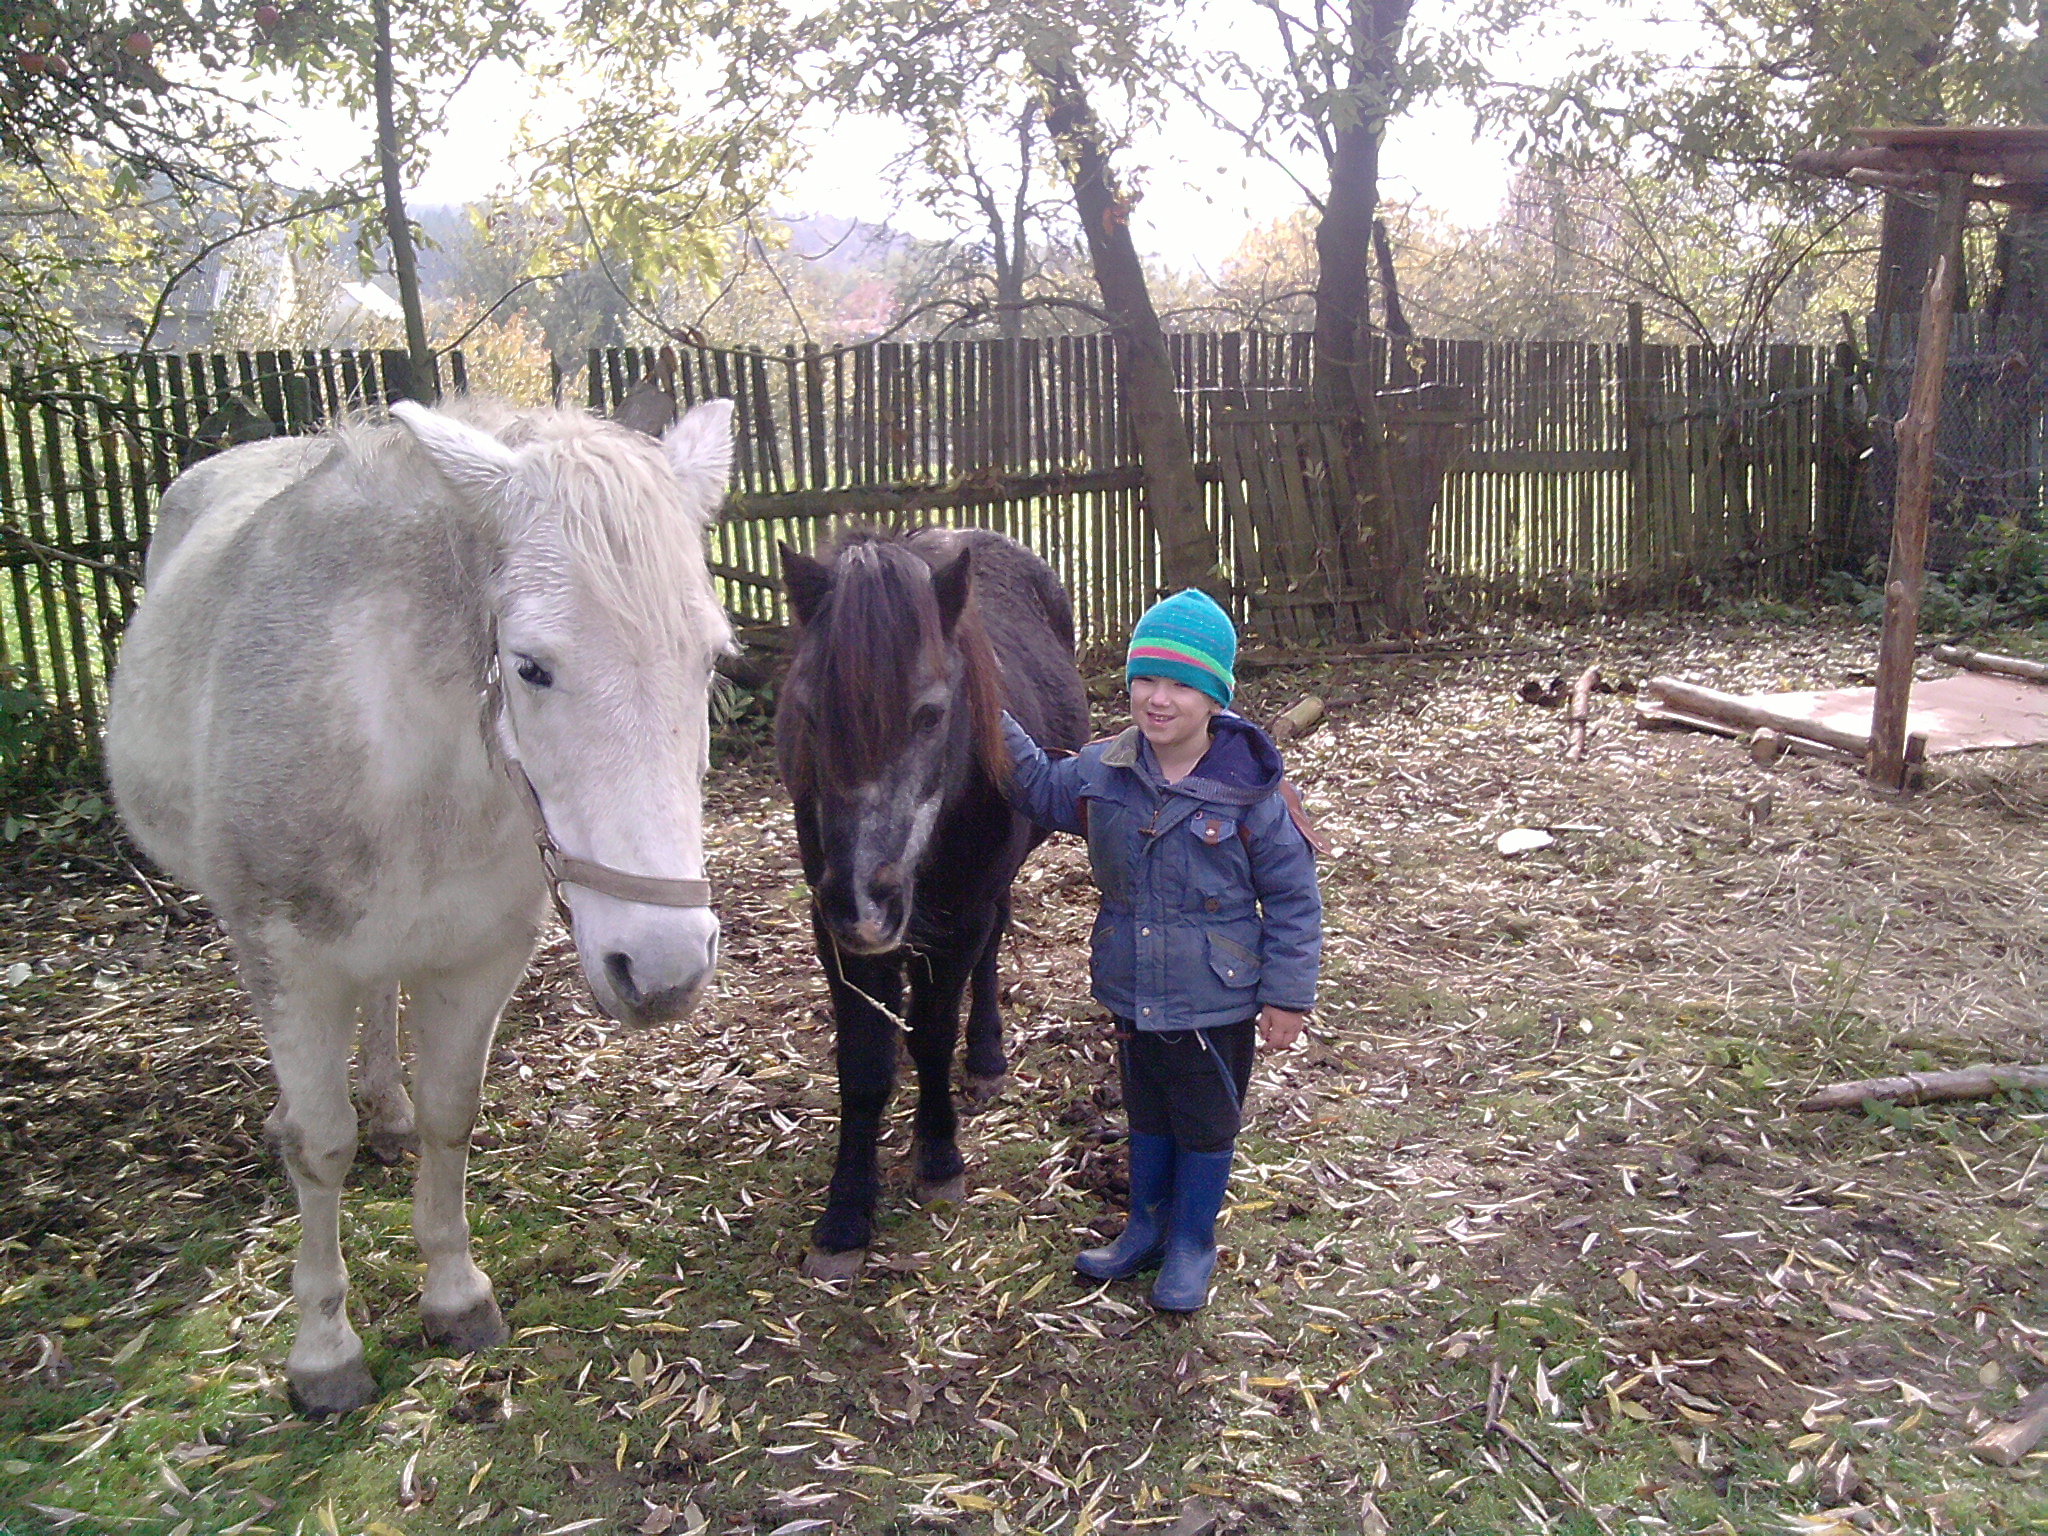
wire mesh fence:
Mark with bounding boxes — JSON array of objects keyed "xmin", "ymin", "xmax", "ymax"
[{"xmin": 1864, "ymin": 312, "xmax": 2048, "ymax": 573}]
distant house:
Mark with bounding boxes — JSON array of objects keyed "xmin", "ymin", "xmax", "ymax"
[
  {"xmin": 330, "ymin": 280, "xmax": 405, "ymax": 344},
  {"xmin": 208, "ymin": 234, "xmax": 407, "ymax": 350}
]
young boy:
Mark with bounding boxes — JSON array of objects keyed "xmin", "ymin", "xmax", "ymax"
[{"xmin": 1001, "ymin": 588, "xmax": 1322, "ymax": 1313}]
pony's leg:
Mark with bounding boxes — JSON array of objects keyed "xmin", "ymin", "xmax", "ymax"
[
  {"xmin": 355, "ymin": 984, "xmax": 417, "ymax": 1164},
  {"xmin": 260, "ymin": 964, "xmax": 377, "ymax": 1416},
  {"xmin": 958, "ymin": 894, "xmax": 1009, "ymax": 1104},
  {"xmin": 402, "ymin": 945, "xmax": 528, "ymax": 1355},
  {"xmin": 805, "ymin": 908, "xmax": 903, "ymax": 1281},
  {"xmin": 906, "ymin": 907, "xmax": 998, "ymax": 1206}
]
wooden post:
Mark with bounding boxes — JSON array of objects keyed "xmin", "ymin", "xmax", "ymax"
[
  {"xmin": 1869, "ymin": 172, "xmax": 1969, "ymax": 793},
  {"xmin": 1623, "ymin": 303, "xmax": 1649, "ymax": 582}
]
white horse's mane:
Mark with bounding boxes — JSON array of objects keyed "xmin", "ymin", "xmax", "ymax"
[{"xmin": 349, "ymin": 398, "xmax": 734, "ymax": 658}]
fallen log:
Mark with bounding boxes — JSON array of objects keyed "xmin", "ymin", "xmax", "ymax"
[
  {"xmin": 1270, "ymin": 694, "xmax": 1325, "ymax": 744},
  {"xmin": 1798, "ymin": 1064, "xmax": 2048, "ymax": 1112},
  {"xmin": 1641, "ymin": 676, "xmax": 1928, "ymax": 770},
  {"xmin": 1747, "ymin": 727, "xmax": 1865, "ymax": 768},
  {"xmin": 1970, "ymin": 1383, "xmax": 2048, "ymax": 1467},
  {"xmin": 1643, "ymin": 676, "xmax": 1873, "ymax": 757},
  {"xmin": 1931, "ymin": 644, "xmax": 2048, "ymax": 685},
  {"xmin": 1565, "ymin": 666, "xmax": 1601, "ymax": 761},
  {"xmin": 1237, "ymin": 642, "xmax": 1450, "ymax": 671}
]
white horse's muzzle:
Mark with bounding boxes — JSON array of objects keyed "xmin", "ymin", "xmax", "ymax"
[
  {"xmin": 507, "ymin": 759, "xmax": 719, "ymax": 1026},
  {"xmin": 577, "ymin": 898, "xmax": 721, "ymax": 1026}
]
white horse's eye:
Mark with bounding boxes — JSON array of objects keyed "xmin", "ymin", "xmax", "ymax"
[{"xmin": 514, "ymin": 655, "xmax": 554, "ymax": 689}]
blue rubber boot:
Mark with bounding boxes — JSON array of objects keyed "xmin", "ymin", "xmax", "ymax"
[
  {"xmin": 1076, "ymin": 1133, "xmax": 1175, "ymax": 1280},
  {"xmin": 1150, "ymin": 1145, "xmax": 1234, "ymax": 1312}
]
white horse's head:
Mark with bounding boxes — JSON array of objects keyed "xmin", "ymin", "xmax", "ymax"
[{"xmin": 393, "ymin": 398, "xmax": 735, "ymax": 1026}]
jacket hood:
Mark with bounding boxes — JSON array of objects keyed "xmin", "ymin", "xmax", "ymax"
[{"xmin": 1103, "ymin": 712, "xmax": 1286, "ymax": 805}]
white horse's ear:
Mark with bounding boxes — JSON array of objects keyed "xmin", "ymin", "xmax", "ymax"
[
  {"xmin": 662, "ymin": 399, "xmax": 735, "ymax": 514},
  {"xmin": 391, "ymin": 401, "xmax": 519, "ymax": 503}
]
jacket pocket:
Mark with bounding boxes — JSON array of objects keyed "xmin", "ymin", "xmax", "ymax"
[
  {"xmin": 1187, "ymin": 816, "xmax": 1254, "ymax": 917},
  {"xmin": 1083, "ymin": 794, "xmax": 1129, "ymax": 903},
  {"xmin": 1091, "ymin": 911, "xmax": 1136, "ymax": 1008},
  {"xmin": 1207, "ymin": 931, "xmax": 1261, "ymax": 990}
]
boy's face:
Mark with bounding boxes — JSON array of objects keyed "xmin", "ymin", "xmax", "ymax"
[{"xmin": 1130, "ymin": 673, "xmax": 1221, "ymax": 758}]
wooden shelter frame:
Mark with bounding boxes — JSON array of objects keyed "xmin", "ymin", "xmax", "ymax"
[{"xmin": 1792, "ymin": 126, "xmax": 2048, "ymax": 791}]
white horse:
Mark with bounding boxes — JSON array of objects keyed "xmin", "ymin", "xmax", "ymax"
[{"xmin": 107, "ymin": 397, "xmax": 735, "ymax": 1415}]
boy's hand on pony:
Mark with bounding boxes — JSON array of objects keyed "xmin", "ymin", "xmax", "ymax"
[{"xmin": 1259, "ymin": 1005, "xmax": 1306, "ymax": 1049}]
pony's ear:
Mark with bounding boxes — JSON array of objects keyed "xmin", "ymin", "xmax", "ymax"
[
  {"xmin": 391, "ymin": 401, "xmax": 519, "ymax": 503},
  {"xmin": 661, "ymin": 398, "xmax": 735, "ymax": 517},
  {"xmin": 781, "ymin": 543, "xmax": 831, "ymax": 628},
  {"xmin": 929, "ymin": 546, "xmax": 972, "ymax": 635}
]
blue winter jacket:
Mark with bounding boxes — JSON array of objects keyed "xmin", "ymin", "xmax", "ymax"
[{"xmin": 1002, "ymin": 711, "xmax": 1322, "ymax": 1032}]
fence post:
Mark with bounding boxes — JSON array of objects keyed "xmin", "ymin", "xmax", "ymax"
[
  {"xmin": 1622, "ymin": 303, "xmax": 1650, "ymax": 584},
  {"xmin": 378, "ymin": 348, "xmax": 420, "ymax": 405}
]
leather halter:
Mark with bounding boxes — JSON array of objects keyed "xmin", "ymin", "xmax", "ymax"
[{"xmin": 485, "ymin": 651, "xmax": 715, "ymax": 928}]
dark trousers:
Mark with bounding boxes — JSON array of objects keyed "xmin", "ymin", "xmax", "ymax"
[{"xmin": 1117, "ymin": 1018, "xmax": 1256, "ymax": 1153}]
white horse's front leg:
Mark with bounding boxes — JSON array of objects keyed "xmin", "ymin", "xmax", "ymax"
[
  {"xmin": 261, "ymin": 968, "xmax": 377, "ymax": 1416},
  {"xmin": 404, "ymin": 944, "xmax": 529, "ymax": 1355},
  {"xmin": 356, "ymin": 984, "xmax": 417, "ymax": 1164}
]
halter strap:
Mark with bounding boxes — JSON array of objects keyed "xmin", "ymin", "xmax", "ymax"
[
  {"xmin": 484, "ymin": 648, "xmax": 715, "ymax": 926},
  {"xmin": 504, "ymin": 756, "xmax": 715, "ymax": 927}
]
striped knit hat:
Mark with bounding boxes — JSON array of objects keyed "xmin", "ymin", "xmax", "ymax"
[{"xmin": 1126, "ymin": 588, "xmax": 1236, "ymax": 708}]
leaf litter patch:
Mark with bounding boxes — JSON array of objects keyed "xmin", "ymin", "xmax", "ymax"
[{"xmin": 2, "ymin": 610, "xmax": 2047, "ymax": 1533}]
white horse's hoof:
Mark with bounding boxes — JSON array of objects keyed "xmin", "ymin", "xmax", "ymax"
[
  {"xmin": 802, "ymin": 1247, "xmax": 866, "ymax": 1282},
  {"xmin": 423, "ymin": 1296, "xmax": 507, "ymax": 1356},
  {"xmin": 914, "ymin": 1173, "xmax": 967, "ymax": 1207},
  {"xmin": 289, "ymin": 1357, "xmax": 377, "ymax": 1418}
]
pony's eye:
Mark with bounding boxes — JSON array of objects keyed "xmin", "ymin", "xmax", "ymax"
[
  {"xmin": 514, "ymin": 655, "xmax": 554, "ymax": 689},
  {"xmin": 912, "ymin": 704, "xmax": 943, "ymax": 734}
]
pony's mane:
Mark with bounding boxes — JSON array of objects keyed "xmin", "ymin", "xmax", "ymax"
[
  {"xmin": 785, "ymin": 530, "xmax": 1006, "ymax": 794},
  {"xmin": 353, "ymin": 399, "xmax": 733, "ymax": 661}
]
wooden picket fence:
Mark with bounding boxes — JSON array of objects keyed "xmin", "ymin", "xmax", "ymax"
[
  {"xmin": 0, "ymin": 328, "xmax": 1892, "ymax": 762},
  {"xmin": 583, "ymin": 330, "xmax": 1868, "ymax": 643},
  {"xmin": 0, "ymin": 348, "xmax": 459, "ymax": 764}
]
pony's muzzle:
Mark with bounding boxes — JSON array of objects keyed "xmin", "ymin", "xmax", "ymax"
[
  {"xmin": 840, "ymin": 918, "xmax": 902, "ymax": 955},
  {"xmin": 576, "ymin": 905, "xmax": 720, "ymax": 1026},
  {"xmin": 841, "ymin": 879, "xmax": 908, "ymax": 955}
]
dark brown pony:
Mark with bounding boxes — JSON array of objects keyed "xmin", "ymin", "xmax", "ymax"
[{"xmin": 777, "ymin": 527, "xmax": 1088, "ymax": 1278}]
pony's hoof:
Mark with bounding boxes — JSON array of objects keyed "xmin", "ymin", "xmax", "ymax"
[
  {"xmin": 361, "ymin": 1125, "xmax": 419, "ymax": 1165},
  {"xmin": 423, "ymin": 1296, "xmax": 507, "ymax": 1356},
  {"xmin": 289, "ymin": 1358, "xmax": 377, "ymax": 1418},
  {"xmin": 914, "ymin": 1174, "xmax": 967, "ymax": 1207},
  {"xmin": 958, "ymin": 1071, "xmax": 1006, "ymax": 1106},
  {"xmin": 802, "ymin": 1247, "xmax": 866, "ymax": 1282}
]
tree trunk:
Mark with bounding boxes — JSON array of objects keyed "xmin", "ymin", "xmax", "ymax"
[
  {"xmin": 1874, "ymin": 191, "xmax": 1941, "ymax": 341},
  {"xmin": 1033, "ymin": 52, "xmax": 1215, "ymax": 599},
  {"xmin": 993, "ymin": 102, "xmax": 1037, "ymax": 342},
  {"xmin": 373, "ymin": 0, "xmax": 435, "ymax": 402},
  {"xmin": 1310, "ymin": 0, "xmax": 1414, "ymax": 633}
]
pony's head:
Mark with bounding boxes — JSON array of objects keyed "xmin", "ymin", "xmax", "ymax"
[
  {"xmin": 774, "ymin": 529, "xmax": 1005, "ymax": 955},
  {"xmin": 393, "ymin": 398, "xmax": 735, "ymax": 1025}
]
